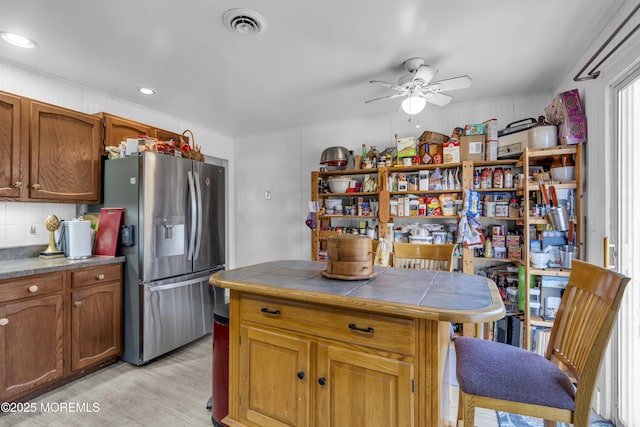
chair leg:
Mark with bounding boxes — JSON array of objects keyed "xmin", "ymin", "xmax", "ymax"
[{"xmin": 458, "ymin": 390, "xmax": 475, "ymax": 427}]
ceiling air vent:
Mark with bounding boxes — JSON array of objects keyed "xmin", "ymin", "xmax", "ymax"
[{"xmin": 223, "ymin": 9, "xmax": 267, "ymax": 35}]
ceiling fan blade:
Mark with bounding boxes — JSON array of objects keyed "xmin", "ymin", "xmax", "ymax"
[
  {"xmin": 412, "ymin": 65, "xmax": 437, "ymax": 86},
  {"xmin": 428, "ymin": 75, "xmax": 472, "ymax": 92},
  {"xmin": 369, "ymin": 80, "xmax": 406, "ymax": 92},
  {"xmin": 424, "ymin": 92, "xmax": 453, "ymax": 106},
  {"xmin": 364, "ymin": 93, "xmax": 404, "ymax": 104}
]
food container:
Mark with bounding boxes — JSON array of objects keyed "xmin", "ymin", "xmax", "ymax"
[
  {"xmin": 327, "ymin": 177, "xmax": 350, "ymax": 193},
  {"xmin": 528, "ymin": 125, "xmax": 558, "ymax": 149},
  {"xmin": 323, "ymin": 235, "xmax": 374, "ymax": 280},
  {"xmin": 530, "ymin": 251, "xmax": 551, "ymax": 268},
  {"xmin": 559, "ymin": 245, "xmax": 579, "ymax": 269}
]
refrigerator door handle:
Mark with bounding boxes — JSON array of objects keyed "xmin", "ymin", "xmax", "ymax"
[
  {"xmin": 187, "ymin": 170, "xmax": 197, "ymax": 260},
  {"xmin": 194, "ymin": 171, "xmax": 203, "ymax": 259}
]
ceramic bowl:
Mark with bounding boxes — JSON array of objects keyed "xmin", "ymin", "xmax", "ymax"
[
  {"xmin": 550, "ymin": 166, "xmax": 575, "ymax": 181},
  {"xmin": 327, "ymin": 178, "xmax": 350, "ymax": 193},
  {"xmin": 530, "ymin": 251, "xmax": 551, "ymax": 268}
]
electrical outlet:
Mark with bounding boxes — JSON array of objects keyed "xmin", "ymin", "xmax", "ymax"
[{"xmin": 264, "ymin": 191, "xmax": 271, "ymax": 200}]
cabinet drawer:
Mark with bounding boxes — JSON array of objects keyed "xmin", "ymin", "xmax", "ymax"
[
  {"xmin": 0, "ymin": 272, "xmax": 64, "ymax": 303},
  {"xmin": 71, "ymin": 264, "xmax": 122, "ymax": 288},
  {"xmin": 239, "ymin": 294, "xmax": 415, "ymax": 355}
]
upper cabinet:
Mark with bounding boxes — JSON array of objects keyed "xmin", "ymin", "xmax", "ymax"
[
  {"xmin": 0, "ymin": 91, "xmax": 102, "ymax": 204},
  {"xmin": 99, "ymin": 113, "xmax": 188, "ymax": 153},
  {"xmin": 0, "ymin": 92, "xmax": 22, "ymax": 198},
  {"xmin": 29, "ymin": 101, "xmax": 102, "ymax": 203}
]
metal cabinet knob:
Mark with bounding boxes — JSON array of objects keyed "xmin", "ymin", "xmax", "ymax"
[
  {"xmin": 13, "ymin": 181, "xmax": 22, "ymax": 188},
  {"xmin": 28, "ymin": 285, "xmax": 39, "ymax": 293},
  {"xmin": 96, "ymin": 274, "xmax": 105, "ymax": 280},
  {"xmin": 0, "ymin": 318, "xmax": 8, "ymax": 326},
  {"xmin": 74, "ymin": 301, "xmax": 82, "ymax": 307},
  {"xmin": 31, "ymin": 183, "xmax": 41, "ymax": 190}
]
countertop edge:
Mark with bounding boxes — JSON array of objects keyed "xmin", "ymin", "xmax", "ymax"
[
  {"xmin": 0, "ymin": 256, "xmax": 126, "ymax": 281},
  {"xmin": 210, "ymin": 270, "xmax": 506, "ymax": 323}
]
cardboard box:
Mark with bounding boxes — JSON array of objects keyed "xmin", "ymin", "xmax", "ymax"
[
  {"xmin": 442, "ymin": 140, "xmax": 460, "ymax": 163},
  {"xmin": 559, "ymin": 115, "xmax": 587, "ymax": 145},
  {"xmin": 464, "ymin": 123, "xmax": 485, "ymax": 136},
  {"xmin": 459, "ymin": 135, "xmax": 485, "ymax": 161},
  {"xmin": 396, "ymin": 136, "xmax": 417, "ymax": 159}
]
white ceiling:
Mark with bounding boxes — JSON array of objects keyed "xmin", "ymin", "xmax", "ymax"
[{"xmin": 0, "ymin": 0, "xmax": 627, "ymax": 137}]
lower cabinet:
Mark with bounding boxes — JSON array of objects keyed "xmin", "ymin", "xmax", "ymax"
[
  {"xmin": 0, "ymin": 293, "xmax": 64, "ymax": 400},
  {"xmin": 0, "ymin": 263, "xmax": 122, "ymax": 401},
  {"xmin": 232, "ymin": 294, "xmax": 416, "ymax": 427},
  {"xmin": 71, "ymin": 281, "xmax": 122, "ymax": 372}
]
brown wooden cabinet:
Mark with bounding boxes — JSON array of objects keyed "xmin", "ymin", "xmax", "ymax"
[
  {"xmin": 0, "ymin": 92, "xmax": 23, "ymax": 198},
  {"xmin": 28, "ymin": 101, "xmax": 102, "ymax": 203},
  {"xmin": 0, "ymin": 90, "xmax": 102, "ymax": 203},
  {"xmin": 99, "ymin": 113, "xmax": 189, "ymax": 152},
  {"xmin": 70, "ymin": 264, "xmax": 122, "ymax": 372},
  {"xmin": 0, "ymin": 272, "xmax": 65, "ymax": 400},
  {"xmin": 0, "ymin": 262, "xmax": 122, "ymax": 401},
  {"xmin": 232, "ymin": 293, "xmax": 416, "ymax": 427}
]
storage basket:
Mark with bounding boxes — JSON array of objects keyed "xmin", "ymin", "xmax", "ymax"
[{"xmin": 322, "ymin": 235, "xmax": 375, "ymax": 280}]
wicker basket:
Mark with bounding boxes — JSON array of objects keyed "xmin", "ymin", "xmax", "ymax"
[{"xmin": 180, "ymin": 129, "xmax": 205, "ymax": 162}]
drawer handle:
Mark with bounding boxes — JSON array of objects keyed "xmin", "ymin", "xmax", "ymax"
[
  {"xmin": 96, "ymin": 274, "xmax": 105, "ymax": 280},
  {"xmin": 74, "ymin": 301, "xmax": 82, "ymax": 307},
  {"xmin": 0, "ymin": 318, "xmax": 8, "ymax": 326},
  {"xmin": 348, "ymin": 323, "xmax": 374, "ymax": 334},
  {"xmin": 318, "ymin": 377, "xmax": 326, "ymax": 386},
  {"xmin": 28, "ymin": 285, "xmax": 39, "ymax": 293},
  {"xmin": 260, "ymin": 307, "xmax": 281, "ymax": 316},
  {"xmin": 297, "ymin": 371, "xmax": 305, "ymax": 380}
]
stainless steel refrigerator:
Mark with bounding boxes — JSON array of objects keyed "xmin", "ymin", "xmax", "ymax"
[{"xmin": 100, "ymin": 152, "xmax": 225, "ymax": 365}]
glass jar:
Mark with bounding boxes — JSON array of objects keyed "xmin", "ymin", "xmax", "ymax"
[
  {"xmin": 504, "ymin": 168, "xmax": 513, "ymax": 188},
  {"xmin": 493, "ymin": 167, "xmax": 504, "ymax": 189}
]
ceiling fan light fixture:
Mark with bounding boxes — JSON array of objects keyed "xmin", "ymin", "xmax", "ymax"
[
  {"xmin": 0, "ymin": 32, "xmax": 38, "ymax": 48},
  {"xmin": 401, "ymin": 95, "xmax": 426, "ymax": 115}
]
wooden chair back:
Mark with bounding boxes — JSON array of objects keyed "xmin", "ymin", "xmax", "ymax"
[
  {"xmin": 545, "ymin": 259, "xmax": 630, "ymax": 422},
  {"xmin": 392, "ymin": 242, "xmax": 456, "ymax": 272}
]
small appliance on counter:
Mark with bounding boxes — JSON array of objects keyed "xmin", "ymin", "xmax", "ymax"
[{"xmin": 59, "ymin": 219, "xmax": 93, "ymax": 259}]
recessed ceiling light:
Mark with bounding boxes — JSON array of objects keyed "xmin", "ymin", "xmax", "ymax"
[
  {"xmin": 0, "ymin": 32, "xmax": 38, "ymax": 48},
  {"xmin": 137, "ymin": 87, "xmax": 156, "ymax": 95}
]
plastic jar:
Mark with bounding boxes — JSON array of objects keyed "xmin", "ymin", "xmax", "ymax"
[{"xmin": 493, "ymin": 167, "xmax": 504, "ymax": 189}]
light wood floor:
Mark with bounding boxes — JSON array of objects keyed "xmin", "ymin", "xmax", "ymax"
[{"xmin": 1, "ymin": 336, "xmax": 499, "ymax": 426}]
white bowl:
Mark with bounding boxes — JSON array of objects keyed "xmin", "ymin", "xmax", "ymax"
[
  {"xmin": 325, "ymin": 199, "xmax": 341, "ymax": 210},
  {"xmin": 530, "ymin": 251, "xmax": 550, "ymax": 268},
  {"xmin": 550, "ymin": 166, "xmax": 575, "ymax": 182},
  {"xmin": 327, "ymin": 178, "xmax": 350, "ymax": 193}
]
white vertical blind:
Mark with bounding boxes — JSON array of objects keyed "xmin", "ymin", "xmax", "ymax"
[{"xmin": 616, "ymin": 74, "xmax": 640, "ymax": 427}]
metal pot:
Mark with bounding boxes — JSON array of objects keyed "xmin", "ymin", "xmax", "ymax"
[{"xmin": 320, "ymin": 146, "xmax": 349, "ymax": 170}]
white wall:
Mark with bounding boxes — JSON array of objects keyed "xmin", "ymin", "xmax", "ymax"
[
  {"xmin": 552, "ymin": 1, "xmax": 640, "ymax": 419},
  {"xmin": 0, "ymin": 61, "xmax": 237, "ymax": 267},
  {"xmin": 233, "ymin": 92, "xmax": 550, "ymax": 267}
]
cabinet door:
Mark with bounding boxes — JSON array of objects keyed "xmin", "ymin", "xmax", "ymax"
[
  {"xmin": 102, "ymin": 114, "xmax": 153, "ymax": 151},
  {"xmin": 29, "ymin": 101, "xmax": 102, "ymax": 203},
  {"xmin": 0, "ymin": 92, "xmax": 23, "ymax": 198},
  {"xmin": 239, "ymin": 325, "xmax": 311, "ymax": 427},
  {"xmin": 316, "ymin": 344, "xmax": 414, "ymax": 427},
  {"xmin": 71, "ymin": 282, "xmax": 122, "ymax": 372},
  {"xmin": 154, "ymin": 128, "xmax": 188, "ymax": 145},
  {"xmin": 0, "ymin": 294, "xmax": 64, "ymax": 400}
]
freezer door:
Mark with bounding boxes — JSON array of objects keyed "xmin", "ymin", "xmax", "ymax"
[
  {"xmin": 193, "ymin": 162, "xmax": 225, "ymax": 272},
  {"xmin": 142, "ymin": 272, "xmax": 214, "ymax": 363},
  {"xmin": 141, "ymin": 153, "xmax": 194, "ymax": 281}
]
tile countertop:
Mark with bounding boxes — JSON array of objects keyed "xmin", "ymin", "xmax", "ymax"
[
  {"xmin": 0, "ymin": 245, "xmax": 125, "ymax": 281},
  {"xmin": 210, "ymin": 259, "xmax": 506, "ymax": 324}
]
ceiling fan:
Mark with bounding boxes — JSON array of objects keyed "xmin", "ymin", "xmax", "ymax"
[{"xmin": 365, "ymin": 57, "xmax": 472, "ymax": 114}]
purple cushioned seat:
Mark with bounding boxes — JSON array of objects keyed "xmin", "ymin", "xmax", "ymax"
[{"xmin": 455, "ymin": 336, "xmax": 576, "ymax": 411}]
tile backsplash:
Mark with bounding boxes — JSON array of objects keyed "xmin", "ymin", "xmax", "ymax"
[{"xmin": 0, "ymin": 202, "xmax": 79, "ymax": 248}]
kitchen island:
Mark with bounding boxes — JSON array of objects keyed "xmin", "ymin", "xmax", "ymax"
[{"xmin": 210, "ymin": 260, "xmax": 505, "ymax": 427}]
